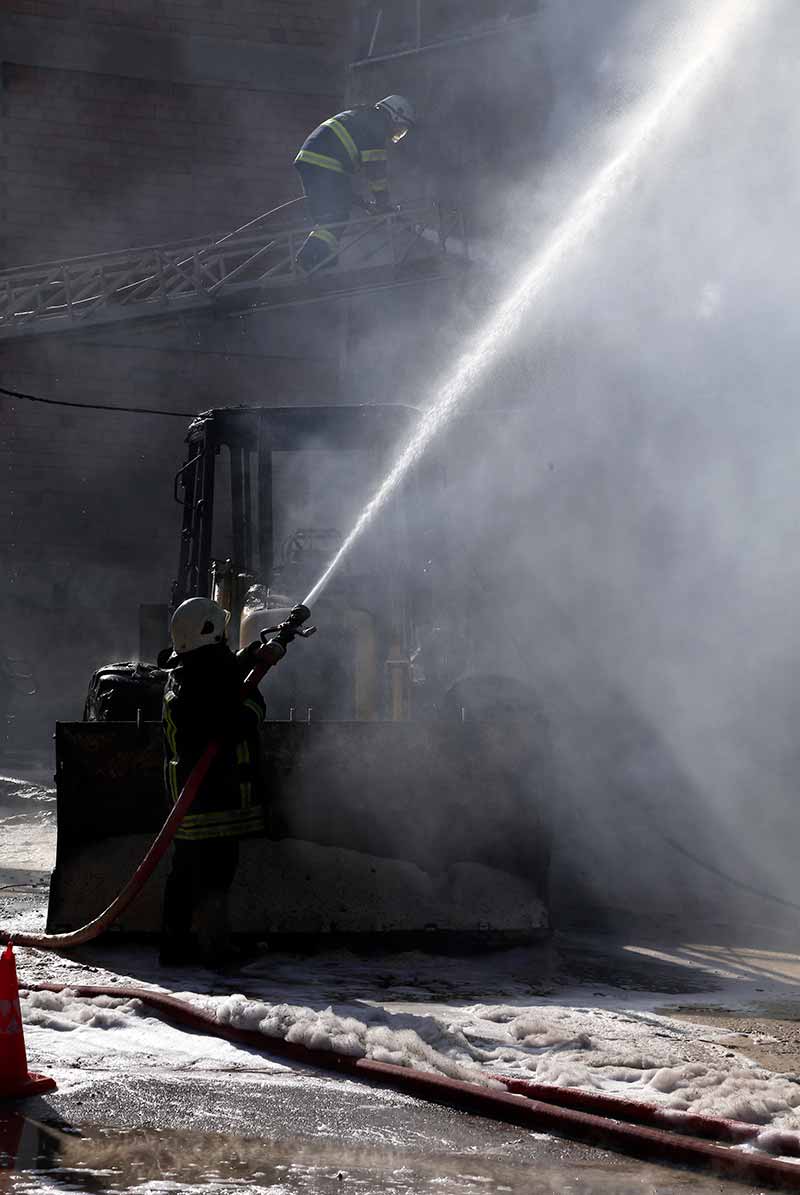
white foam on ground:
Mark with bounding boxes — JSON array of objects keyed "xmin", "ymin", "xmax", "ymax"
[
  {"xmin": 469, "ymin": 1004, "xmax": 800, "ymax": 1134},
  {"xmin": 20, "ymin": 988, "xmax": 291, "ymax": 1085},
  {"xmin": 210, "ymin": 994, "xmax": 502, "ymax": 1087},
  {"xmin": 0, "ymin": 774, "xmax": 56, "ymax": 880},
  {"xmin": 18, "ymin": 983, "xmax": 800, "ymax": 1136},
  {"xmin": 5, "ymin": 784, "xmax": 800, "ymax": 1142}
]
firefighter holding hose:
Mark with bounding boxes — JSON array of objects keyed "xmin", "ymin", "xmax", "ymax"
[
  {"xmin": 294, "ymin": 95, "xmax": 416, "ymax": 272},
  {"xmin": 159, "ymin": 597, "xmax": 281, "ymax": 968}
]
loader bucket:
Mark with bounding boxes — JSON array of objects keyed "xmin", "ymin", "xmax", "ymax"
[{"xmin": 48, "ymin": 718, "xmax": 552, "ymax": 947}]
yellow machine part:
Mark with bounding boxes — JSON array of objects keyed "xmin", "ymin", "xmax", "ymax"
[{"xmin": 240, "ymin": 600, "xmax": 380, "ymax": 721}]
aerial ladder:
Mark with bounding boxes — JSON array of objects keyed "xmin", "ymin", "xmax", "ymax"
[{"xmin": 0, "ymin": 199, "xmax": 468, "ymax": 342}]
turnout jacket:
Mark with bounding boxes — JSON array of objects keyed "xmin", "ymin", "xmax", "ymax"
[
  {"xmin": 162, "ymin": 642, "xmax": 266, "ymax": 842},
  {"xmin": 295, "ymin": 108, "xmax": 390, "ymax": 197}
]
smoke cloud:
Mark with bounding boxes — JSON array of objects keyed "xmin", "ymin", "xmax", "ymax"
[
  {"xmin": 7, "ymin": 0, "xmax": 798, "ymax": 935},
  {"xmin": 346, "ymin": 0, "xmax": 800, "ymax": 929}
]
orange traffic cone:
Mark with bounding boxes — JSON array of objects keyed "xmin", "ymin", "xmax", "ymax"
[{"xmin": 0, "ymin": 944, "xmax": 56, "ymax": 1099}]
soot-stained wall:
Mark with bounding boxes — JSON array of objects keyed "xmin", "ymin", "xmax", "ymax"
[
  {"xmin": 0, "ymin": 1, "xmax": 352, "ymax": 748},
  {"xmin": 0, "ymin": 63, "xmax": 336, "ymax": 264},
  {"xmin": 1, "ymin": 3, "xmax": 590, "ymax": 752}
]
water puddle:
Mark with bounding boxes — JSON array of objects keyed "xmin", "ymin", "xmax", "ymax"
[
  {"xmin": 0, "ymin": 775, "xmax": 56, "ymax": 809},
  {"xmin": 0, "ymin": 774, "xmax": 57, "ymax": 893},
  {"xmin": 0, "ymin": 1110, "xmax": 751, "ymax": 1193}
]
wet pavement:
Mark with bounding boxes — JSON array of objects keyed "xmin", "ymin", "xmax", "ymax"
[
  {"xmin": 0, "ymin": 772, "xmax": 55, "ymax": 935},
  {"xmin": 1, "ymin": 768, "xmax": 796, "ymax": 1193},
  {"xmin": 0, "ymin": 1081, "xmax": 765, "ymax": 1194}
]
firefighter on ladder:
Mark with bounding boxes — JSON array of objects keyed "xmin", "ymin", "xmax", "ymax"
[
  {"xmin": 160, "ymin": 597, "xmax": 281, "ymax": 967},
  {"xmin": 294, "ymin": 95, "xmax": 416, "ymax": 273}
]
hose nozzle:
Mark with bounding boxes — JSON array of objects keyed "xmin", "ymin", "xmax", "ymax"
[
  {"xmin": 289, "ymin": 603, "xmax": 312, "ymax": 627},
  {"xmin": 262, "ymin": 603, "xmax": 317, "ymax": 648}
]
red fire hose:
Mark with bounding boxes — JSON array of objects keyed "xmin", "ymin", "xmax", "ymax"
[
  {"xmin": 500, "ymin": 1075, "xmax": 800, "ymax": 1158},
  {"xmin": 0, "ymin": 623, "xmax": 296, "ymax": 950},
  {"xmin": 18, "ymin": 978, "xmax": 800, "ymax": 1190},
  {"xmin": 0, "ymin": 739, "xmax": 220, "ymax": 951}
]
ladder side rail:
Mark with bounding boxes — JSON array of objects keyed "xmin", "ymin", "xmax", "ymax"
[
  {"xmin": 0, "ymin": 236, "xmax": 217, "ymax": 323},
  {"xmin": 256, "ymin": 208, "xmax": 373, "ymax": 281},
  {"xmin": 0, "ymin": 232, "xmax": 213, "ymax": 282},
  {"xmin": 157, "ymin": 253, "xmax": 214, "ymax": 301},
  {"xmin": 55, "ymin": 268, "xmax": 70, "ymax": 317},
  {"xmin": 396, "ymin": 217, "xmax": 431, "ymax": 267},
  {"xmin": 19, "ymin": 247, "xmax": 184, "ymax": 322},
  {"xmin": 125, "ymin": 228, "xmax": 281, "ymax": 305},
  {"xmin": 6, "ymin": 262, "xmax": 89, "ymax": 321},
  {"xmin": 62, "ymin": 267, "xmax": 74, "ymax": 322},
  {"xmin": 103, "ymin": 251, "xmax": 177, "ymax": 305},
  {"xmin": 154, "ymin": 250, "xmax": 168, "ymax": 309},
  {"xmin": 57, "ymin": 264, "xmax": 106, "ymax": 307},
  {"xmin": 146, "ymin": 197, "xmax": 306, "ymax": 286},
  {"xmin": 207, "ymin": 235, "xmax": 285, "ymax": 296},
  {"xmin": 173, "ymin": 248, "xmax": 219, "ymax": 291},
  {"xmin": 1, "ymin": 264, "xmax": 88, "ymax": 325},
  {"xmin": 121, "ymin": 240, "xmax": 226, "ymax": 304},
  {"xmin": 146, "ymin": 208, "xmax": 296, "ymax": 285},
  {"xmin": 36, "ymin": 275, "xmax": 69, "ymax": 313},
  {"xmin": 303, "ymin": 207, "xmax": 405, "ymax": 279},
  {"xmin": 19, "ymin": 266, "xmax": 73, "ymax": 324},
  {"xmin": 0, "ymin": 199, "xmax": 305, "ymax": 286}
]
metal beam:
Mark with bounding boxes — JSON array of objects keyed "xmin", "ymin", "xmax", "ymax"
[{"xmin": 350, "ymin": 11, "xmax": 541, "ymax": 69}]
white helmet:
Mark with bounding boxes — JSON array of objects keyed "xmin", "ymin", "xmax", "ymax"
[
  {"xmin": 376, "ymin": 95, "xmax": 416, "ymax": 139},
  {"xmin": 170, "ymin": 597, "xmax": 229, "ymax": 654}
]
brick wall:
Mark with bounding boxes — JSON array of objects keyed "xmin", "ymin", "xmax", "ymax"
[
  {"xmin": 0, "ymin": 317, "xmax": 344, "ymax": 744},
  {"xmin": 0, "ymin": 386, "xmax": 183, "ymax": 739},
  {"xmin": 1, "ymin": 63, "xmax": 338, "ymax": 263},
  {"xmin": 0, "ymin": 4, "xmax": 352, "ymax": 749},
  {"xmin": 5, "ymin": 1, "xmax": 351, "ymax": 49}
]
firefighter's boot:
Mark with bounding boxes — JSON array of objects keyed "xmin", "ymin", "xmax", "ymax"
[
  {"xmin": 296, "ymin": 228, "xmax": 339, "ymax": 273},
  {"xmin": 195, "ymin": 890, "xmax": 232, "ymax": 966}
]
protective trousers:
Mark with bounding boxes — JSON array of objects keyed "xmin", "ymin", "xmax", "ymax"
[
  {"xmin": 295, "ymin": 162, "xmax": 352, "ymax": 272},
  {"xmin": 161, "ymin": 837, "xmax": 239, "ymax": 965}
]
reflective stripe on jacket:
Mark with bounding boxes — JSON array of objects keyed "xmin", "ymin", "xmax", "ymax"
[
  {"xmin": 295, "ymin": 108, "xmax": 389, "ymax": 193},
  {"xmin": 163, "ymin": 643, "xmax": 266, "ymax": 842}
]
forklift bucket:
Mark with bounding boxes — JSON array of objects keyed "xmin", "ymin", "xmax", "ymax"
[
  {"xmin": 48, "ymin": 717, "xmax": 551, "ymax": 947},
  {"xmin": 49, "ymin": 404, "xmax": 553, "ymax": 947}
]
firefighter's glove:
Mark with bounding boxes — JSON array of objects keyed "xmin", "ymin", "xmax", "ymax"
[
  {"xmin": 261, "ymin": 637, "xmax": 288, "ymax": 664},
  {"xmin": 236, "ymin": 641, "xmax": 263, "ymax": 664}
]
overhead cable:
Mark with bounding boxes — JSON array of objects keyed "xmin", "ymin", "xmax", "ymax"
[{"xmin": 0, "ymin": 384, "xmax": 191, "ymax": 419}]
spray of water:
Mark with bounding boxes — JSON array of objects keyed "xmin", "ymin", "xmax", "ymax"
[{"xmin": 303, "ymin": 0, "xmax": 769, "ymax": 611}]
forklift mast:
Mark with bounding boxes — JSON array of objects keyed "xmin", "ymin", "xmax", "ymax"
[
  {"xmin": 173, "ymin": 405, "xmax": 423, "ymax": 598},
  {"xmin": 169, "ymin": 404, "xmax": 447, "ymax": 707}
]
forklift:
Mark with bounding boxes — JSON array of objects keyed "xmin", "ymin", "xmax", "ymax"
[{"xmin": 49, "ymin": 404, "xmax": 553, "ymax": 946}]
